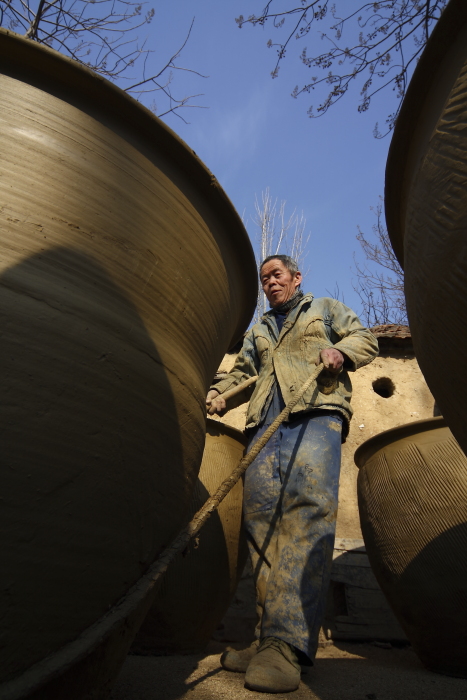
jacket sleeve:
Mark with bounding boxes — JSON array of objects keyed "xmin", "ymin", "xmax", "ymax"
[
  {"xmin": 328, "ymin": 300, "xmax": 379, "ymax": 371},
  {"xmin": 210, "ymin": 329, "xmax": 260, "ymax": 395}
]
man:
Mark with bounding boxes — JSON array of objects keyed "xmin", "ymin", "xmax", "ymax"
[{"xmin": 207, "ymin": 256, "xmax": 378, "ymax": 693}]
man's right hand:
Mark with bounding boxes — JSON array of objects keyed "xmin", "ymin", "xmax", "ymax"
[{"xmin": 206, "ymin": 389, "xmax": 227, "ymax": 415}]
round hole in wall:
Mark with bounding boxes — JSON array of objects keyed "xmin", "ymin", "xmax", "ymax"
[{"xmin": 372, "ymin": 377, "xmax": 395, "ymax": 398}]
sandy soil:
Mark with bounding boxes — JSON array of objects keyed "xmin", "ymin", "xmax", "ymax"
[{"xmin": 111, "ymin": 640, "xmax": 467, "ymax": 700}]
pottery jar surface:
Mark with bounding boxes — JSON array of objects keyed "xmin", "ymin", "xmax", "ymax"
[
  {"xmin": 0, "ymin": 29, "xmax": 257, "ymax": 700},
  {"xmin": 385, "ymin": 0, "xmax": 467, "ymax": 455},
  {"xmin": 132, "ymin": 419, "xmax": 248, "ymax": 655},
  {"xmin": 356, "ymin": 417, "xmax": 467, "ymax": 677}
]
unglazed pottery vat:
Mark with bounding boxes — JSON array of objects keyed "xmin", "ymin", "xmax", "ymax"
[
  {"xmin": 356, "ymin": 417, "xmax": 467, "ymax": 677},
  {"xmin": 132, "ymin": 419, "xmax": 248, "ymax": 655},
  {"xmin": 385, "ymin": 0, "xmax": 467, "ymax": 456},
  {"xmin": 0, "ymin": 29, "xmax": 257, "ymax": 700}
]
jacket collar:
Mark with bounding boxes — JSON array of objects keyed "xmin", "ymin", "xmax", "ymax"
[{"xmin": 261, "ymin": 293, "xmax": 314, "ymax": 343}]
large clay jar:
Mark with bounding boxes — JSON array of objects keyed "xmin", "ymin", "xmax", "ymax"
[
  {"xmin": 131, "ymin": 419, "xmax": 248, "ymax": 655},
  {"xmin": 385, "ymin": 0, "xmax": 467, "ymax": 456},
  {"xmin": 0, "ymin": 29, "xmax": 257, "ymax": 700},
  {"xmin": 356, "ymin": 417, "xmax": 467, "ymax": 677}
]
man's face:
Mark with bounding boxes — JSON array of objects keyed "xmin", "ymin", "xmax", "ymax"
[{"xmin": 260, "ymin": 259, "xmax": 302, "ymax": 308}]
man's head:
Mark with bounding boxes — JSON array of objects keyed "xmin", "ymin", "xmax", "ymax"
[{"xmin": 259, "ymin": 255, "xmax": 302, "ymax": 308}]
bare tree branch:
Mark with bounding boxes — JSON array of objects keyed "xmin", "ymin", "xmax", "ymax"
[
  {"xmin": 1, "ymin": 0, "xmax": 206, "ymax": 119},
  {"xmin": 353, "ymin": 198, "xmax": 407, "ymax": 326},
  {"xmin": 325, "ymin": 283, "xmax": 345, "ymax": 304},
  {"xmin": 252, "ymin": 188, "xmax": 311, "ymax": 323},
  {"xmin": 24, "ymin": 0, "xmax": 47, "ymax": 38},
  {"xmin": 236, "ymin": 1, "xmax": 447, "ymax": 135}
]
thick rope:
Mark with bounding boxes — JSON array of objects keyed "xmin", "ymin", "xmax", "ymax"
[{"xmin": 144, "ymin": 362, "xmax": 325, "ymax": 585}]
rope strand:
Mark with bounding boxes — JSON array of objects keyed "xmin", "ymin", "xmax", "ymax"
[{"xmin": 143, "ymin": 363, "xmax": 325, "ymax": 586}]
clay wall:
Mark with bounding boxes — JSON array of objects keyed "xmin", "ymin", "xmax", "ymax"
[{"xmin": 337, "ymin": 329, "xmax": 436, "ymax": 539}]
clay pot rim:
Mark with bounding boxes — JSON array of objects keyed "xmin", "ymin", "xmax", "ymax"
[
  {"xmin": 0, "ymin": 28, "xmax": 258, "ymax": 346},
  {"xmin": 354, "ymin": 416, "xmax": 447, "ymax": 468},
  {"xmin": 384, "ymin": 0, "xmax": 467, "ymax": 267}
]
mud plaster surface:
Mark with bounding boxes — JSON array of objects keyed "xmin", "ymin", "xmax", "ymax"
[
  {"xmin": 111, "ymin": 640, "xmax": 467, "ymax": 700},
  {"xmin": 213, "ymin": 353, "xmax": 435, "ymax": 540}
]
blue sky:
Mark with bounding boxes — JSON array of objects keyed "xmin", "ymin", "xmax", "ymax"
[{"xmin": 130, "ymin": 1, "xmax": 401, "ymax": 315}]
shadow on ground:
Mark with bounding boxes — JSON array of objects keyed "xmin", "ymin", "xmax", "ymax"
[{"xmin": 111, "ymin": 640, "xmax": 467, "ymax": 700}]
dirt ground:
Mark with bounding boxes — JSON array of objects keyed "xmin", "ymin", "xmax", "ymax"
[{"xmin": 111, "ymin": 640, "xmax": 467, "ymax": 700}]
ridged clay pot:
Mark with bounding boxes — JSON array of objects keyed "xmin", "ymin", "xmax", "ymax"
[
  {"xmin": 356, "ymin": 417, "xmax": 467, "ymax": 677},
  {"xmin": 131, "ymin": 419, "xmax": 248, "ymax": 655},
  {"xmin": 385, "ymin": 0, "xmax": 467, "ymax": 456},
  {"xmin": 0, "ymin": 29, "xmax": 257, "ymax": 700}
]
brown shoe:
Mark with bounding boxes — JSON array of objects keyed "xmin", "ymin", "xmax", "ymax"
[
  {"xmin": 220, "ymin": 640, "xmax": 259, "ymax": 673},
  {"xmin": 244, "ymin": 637, "xmax": 301, "ymax": 693}
]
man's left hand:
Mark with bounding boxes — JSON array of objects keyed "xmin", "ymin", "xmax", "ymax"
[{"xmin": 317, "ymin": 348, "xmax": 344, "ymax": 374}]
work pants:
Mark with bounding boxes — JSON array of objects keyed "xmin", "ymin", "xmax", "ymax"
[{"xmin": 243, "ymin": 410, "xmax": 343, "ymax": 662}]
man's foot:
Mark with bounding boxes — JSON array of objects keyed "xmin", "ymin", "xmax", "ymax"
[
  {"xmin": 244, "ymin": 636, "xmax": 301, "ymax": 693},
  {"xmin": 220, "ymin": 640, "xmax": 259, "ymax": 673}
]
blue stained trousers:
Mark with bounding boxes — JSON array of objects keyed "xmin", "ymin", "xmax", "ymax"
[{"xmin": 243, "ymin": 408, "xmax": 343, "ymax": 662}]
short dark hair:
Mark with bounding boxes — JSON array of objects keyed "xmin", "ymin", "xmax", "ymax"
[{"xmin": 259, "ymin": 255, "xmax": 299, "ymax": 278}]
